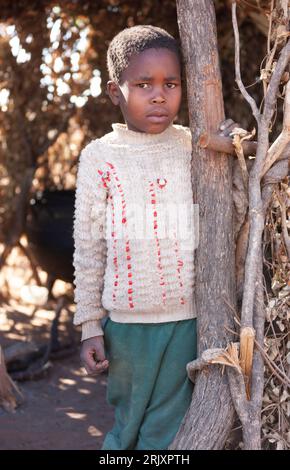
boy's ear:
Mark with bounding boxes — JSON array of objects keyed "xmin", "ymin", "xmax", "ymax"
[{"xmin": 107, "ymin": 80, "xmax": 120, "ymax": 106}]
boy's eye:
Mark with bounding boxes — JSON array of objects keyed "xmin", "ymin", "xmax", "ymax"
[
  {"xmin": 166, "ymin": 83, "xmax": 178, "ymax": 89},
  {"xmin": 137, "ymin": 83, "xmax": 150, "ymax": 89}
]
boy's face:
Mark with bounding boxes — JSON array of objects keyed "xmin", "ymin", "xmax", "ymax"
[{"xmin": 107, "ymin": 48, "xmax": 182, "ymax": 134}]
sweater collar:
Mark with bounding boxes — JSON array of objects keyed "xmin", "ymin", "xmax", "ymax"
[{"xmin": 111, "ymin": 122, "xmax": 176, "ymax": 145}]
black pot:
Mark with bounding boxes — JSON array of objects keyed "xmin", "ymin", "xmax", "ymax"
[{"xmin": 26, "ymin": 189, "xmax": 75, "ymax": 283}]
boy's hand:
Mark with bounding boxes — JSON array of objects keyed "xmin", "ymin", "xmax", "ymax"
[
  {"xmin": 219, "ymin": 118, "xmax": 240, "ymax": 137},
  {"xmin": 80, "ymin": 336, "xmax": 109, "ymax": 375}
]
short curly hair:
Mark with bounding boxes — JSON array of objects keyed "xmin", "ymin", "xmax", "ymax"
[{"xmin": 107, "ymin": 25, "xmax": 181, "ymax": 83}]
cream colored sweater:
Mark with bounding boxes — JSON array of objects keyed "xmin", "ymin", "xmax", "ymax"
[{"xmin": 73, "ymin": 123, "xmax": 197, "ymax": 340}]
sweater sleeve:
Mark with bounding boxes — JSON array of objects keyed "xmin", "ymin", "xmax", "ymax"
[{"xmin": 73, "ymin": 142, "xmax": 108, "ymax": 341}]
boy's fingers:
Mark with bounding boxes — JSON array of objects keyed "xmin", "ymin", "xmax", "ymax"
[
  {"xmin": 83, "ymin": 357, "xmax": 109, "ymax": 372},
  {"xmin": 85, "ymin": 360, "xmax": 109, "ymax": 376},
  {"xmin": 80, "ymin": 337, "xmax": 108, "ymax": 375},
  {"xmin": 219, "ymin": 118, "xmax": 235, "ymax": 130},
  {"xmin": 220, "ymin": 125, "xmax": 238, "ymax": 137},
  {"xmin": 94, "ymin": 349, "xmax": 106, "ymax": 362},
  {"xmin": 95, "ymin": 360, "xmax": 109, "ymax": 372},
  {"xmin": 81, "ymin": 353, "xmax": 97, "ymax": 372}
]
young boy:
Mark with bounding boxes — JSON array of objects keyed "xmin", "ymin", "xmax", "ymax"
[{"xmin": 73, "ymin": 25, "xmax": 231, "ymax": 450}]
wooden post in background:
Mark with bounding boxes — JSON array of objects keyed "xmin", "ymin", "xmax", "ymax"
[{"xmin": 170, "ymin": 0, "xmax": 236, "ymax": 449}]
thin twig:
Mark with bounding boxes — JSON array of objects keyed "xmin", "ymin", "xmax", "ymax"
[
  {"xmin": 262, "ymin": 39, "xmax": 290, "ymax": 124},
  {"xmin": 232, "ymin": 2, "xmax": 260, "ymax": 122},
  {"xmin": 276, "ymin": 190, "xmax": 290, "ymax": 259},
  {"xmin": 262, "ymin": 81, "xmax": 290, "ymax": 177},
  {"xmin": 254, "ymin": 340, "xmax": 290, "ymax": 388},
  {"xmin": 221, "ymin": 293, "xmax": 241, "ymax": 319},
  {"xmin": 267, "ymin": 0, "xmax": 274, "ymax": 55},
  {"xmin": 263, "ymin": 282, "xmax": 287, "ymax": 376}
]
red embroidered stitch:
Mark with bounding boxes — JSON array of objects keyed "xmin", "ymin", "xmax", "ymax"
[
  {"xmin": 97, "ymin": 169, "xmax": 110, "ymax": 189},
  {"xmin": 106, "ymin": 162, "xmax": 135, "ymax": 309},
  {"xmin": 97, "ymin": 168, "xmax": 119, "ymax": 302},
  {"xmin": 157, "ymin": 178, "xmax": 167, "ymax": 189},
  {"xmin": 109, "ymin": 194, "xmax": 119, "ymax": 302},
  {"xmin": 173, "ymin": 231, "xmax": 186, "ymax": 305},
  {"xmin": 149, "ymin": 181, "xmax": 166, "ymax": 305}
]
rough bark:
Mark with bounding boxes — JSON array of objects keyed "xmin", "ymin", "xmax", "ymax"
[{"xmin": 169, "ymin": 0, "xmax": 236, "ymax": 450}]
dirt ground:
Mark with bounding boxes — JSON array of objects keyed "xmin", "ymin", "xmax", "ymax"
[
  {"xmin": 0, "ymin": 352, "xmax": 114, "ymax": 450},
  {"xmin": 0, "ymin": 242, "xmax": 114, "ymax": 450}
]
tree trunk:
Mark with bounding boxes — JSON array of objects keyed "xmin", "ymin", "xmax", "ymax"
[{"xmin": 170, "ymin": 0, "xmax": 236, "ymax": 449}]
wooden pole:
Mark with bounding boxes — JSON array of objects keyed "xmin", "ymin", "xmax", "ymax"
[
  {"xmin": 199, "ymin": 133, "xmax": 257, "ymax": 156},
  {"xmin": 170, "ymin": 0, "xmax": 236, "ymax": 449}
]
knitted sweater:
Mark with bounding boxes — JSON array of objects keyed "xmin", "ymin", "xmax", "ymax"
[{"xmin": 73, "ymin": 123, "xmax": 197, "ymax": 340}]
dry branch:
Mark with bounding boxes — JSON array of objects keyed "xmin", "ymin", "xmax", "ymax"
[
  {"xmin": 232, "ymin": 1, "xmax": 260, "ymax": 122},
  {"xmin": 187, "ymin": 343, "xmax": 242, "ymax": 382},
  {"xmin": 229, "ymin": 0, "xmax": 290, "ymax": 449},
  {"xmin": 239, "ymin": 326, "xmax": 255, "ymax": 399},
  {"xmin": 262, "ymin": 81, "xmax": 290, "ymax": 177},
  {"xmin": 0, "ymin": 346, "xmax": 23, "ymax": 412},
  {"xmin": 198, "ymin": 132, "xmax": 257, "ymax": 155},
  {"xmin": 275, "ymin": 189, "xmax": 290, "ymax": 258}
]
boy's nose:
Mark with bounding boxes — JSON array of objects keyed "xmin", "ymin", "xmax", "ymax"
[{"xmin": 151, "ymin": 94, "xmax": 166, "ymax": 104}]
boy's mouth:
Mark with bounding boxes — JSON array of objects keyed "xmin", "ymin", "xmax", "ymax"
[{"xmin": 146, "ymin": 110, "xmax": 169, "ymax": 123}]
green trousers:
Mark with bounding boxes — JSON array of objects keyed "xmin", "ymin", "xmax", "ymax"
[{"xmin": 101, "ymin": 317, "xmax": 197, "ymax": 450}]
